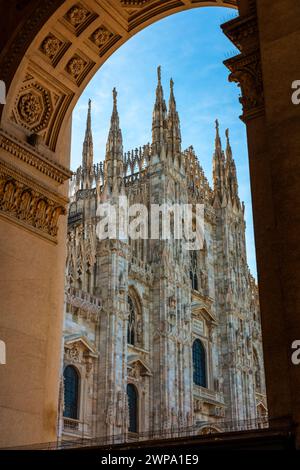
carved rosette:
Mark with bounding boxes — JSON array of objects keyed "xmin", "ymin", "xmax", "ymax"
[
  {"xmin": 40, "ymin": 34, "xmax": 62, "ymax": 60},
  {"xmin": 14, "ymin": 83, "xmax": 53, "ymax": 133},
  {"xmin": 63, "ymin": 3, "xmax": 98, "ymax": 36},
  {"xmin": 0, "ymin": 160, "xmax": 67, "ymax": 242},
  {"xmin": 90, "ymin": 26, "xmax": 114, "ymax": 50},
  {"xmin": 66, "ymin": 55, "xmax": 87, "ymax": 79},
  {"xmin": 65, "ymin": 54, "xmax": 94, "ymax": 86},
  {"xmin": 39, "ymin": 33, "xmax": 70, "ymax": 67}
]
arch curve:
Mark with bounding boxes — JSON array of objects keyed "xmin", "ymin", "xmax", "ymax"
[{"xmin": 1, "ymin": 0, "xmax": 237, "ymax": 156}]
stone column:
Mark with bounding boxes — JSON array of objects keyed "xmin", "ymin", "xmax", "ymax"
[
  {"xmin": 0, "ymin": 119, "xmax": 72, "ymax": 447},
  {"xmin": 222, "ymin": 0, "xmax": 300, "ymax": 445}
]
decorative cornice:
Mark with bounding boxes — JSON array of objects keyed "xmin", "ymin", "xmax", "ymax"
[
  {"xmin": 0, "ymin": 130, "xmax": 72, "ymax": 184},
  {"xmin": 221, "ymin": 15, "xmax": 258, "ymax": 52},
  {"xmin": 0, "ymin": 158, "xmax": 68, "ymax": 242}
]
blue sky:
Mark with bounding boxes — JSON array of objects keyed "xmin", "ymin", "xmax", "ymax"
[{"xmin": 71, "ymin": 6, "xmax": 258, "ymax": 278}]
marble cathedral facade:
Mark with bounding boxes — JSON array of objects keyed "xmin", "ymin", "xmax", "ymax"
[{"xmin": 59, "ymin": 68, "xmax": 267, "ymax": 441}]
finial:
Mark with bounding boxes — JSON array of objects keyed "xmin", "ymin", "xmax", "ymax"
[
  {"xmin": 113, "ymin": 87, "xmax": 117, "ymax": 106},
  {"xmin": 88, "ymin": 98, "xmax": 91, "ymax": 108},
  {"xmin": 170, "ymin": 78, "xmax": 174, "ymax": 91},
  {"xmin": 215, "ymin": 119, "xmax": 219, "ymax": 131},
  {"xmin": 225, "ymin": 128, "xmax": 229, "ymax": 141},
  {"xmin": 157, "ymin": 65, "xmax": 161, "ymax": 82}
]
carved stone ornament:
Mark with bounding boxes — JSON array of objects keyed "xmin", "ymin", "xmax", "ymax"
[
  {"xmin": 66, "ymin": 344, "xmax": 81, "ymax": 362},
  {"xmin": 63, "ymin": 3, "xmax": 97, "ymax": 36},
  {"xmin": 40, "ymin": 34, "xmax": 62, "ymax": 60},
  {"xmin": 66, "ymin": 55, "xmax": 87, "ymax": 79},
  {"xmin": 120, "ymin": 0, "xmax": 153, "ymax": 6},
  {"xmin": 225, "ymin": 52, "xmax": 264, "ymax": 121},
  {"xmin": 67, "ymin": 5, "xmax": 89, "ymax": 26},
  {"xmin": 0, "ymin": 160, "xmax": 67, "ymax": 242},
  {"xmin": 90, "ymin": 26, "xmax": 113, "ymax": 48},
  {"xmin": 14, "ymin": 82, "xmax": 53, "ymax": 133},
  {"xmin": 222, "ymin": 13, "xmax": 264, "ymax": 122}
]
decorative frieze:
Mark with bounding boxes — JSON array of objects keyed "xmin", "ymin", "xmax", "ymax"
[
  {"xmin": 0, "ymin": 130, "xmax": 72, "ymax": 184},
  {"xmin": 0, "ymin": 159, "xmax": 67, "ymax": 242},
  {"xmin": 120, "ymin": 0, "xmax": 153, "ymax": 6}
]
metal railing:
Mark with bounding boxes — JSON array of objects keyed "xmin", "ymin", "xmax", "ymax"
[{"xmin": 6, "ymin": 416, "xmax": 270, "ymax": 450}]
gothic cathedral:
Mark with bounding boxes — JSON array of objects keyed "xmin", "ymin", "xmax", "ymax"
[{"xmin": 59, "ymin": 67, "xmax": 267, "ymax": 441}]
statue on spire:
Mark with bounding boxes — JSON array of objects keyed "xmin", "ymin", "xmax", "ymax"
[
  {"xmin": 113, "ymin": 87, "xmax": 117, "ymax": 107},
  {"xmin": 157, "ymin": 65, "xmax": 161, "ymax": 82}
]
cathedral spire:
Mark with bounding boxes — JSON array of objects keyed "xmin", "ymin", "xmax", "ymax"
[
  {"xmin": 104, "ymin": 88, "xmax": 124, "ymax": 193},
  {"xmin": 106, "ymin": 87, "xmax": 123, "ymax": 161},
  {"xmin": 82, "ymin": 99, "xmax": 93, "ymax": 169},
  {"xmin": 225, "ymin": 128, "xmax": 239, "ymax": 202},
  {"xmin": 167, "ymin": 78, "xmax": 181, "ymax": 156},
  {"xmin": 212, "ymin": 119, "xmax": 225, "ymax": 197},
  {"xmin": 152, "ymin": 66, "xmax": 167, "ymax": 154}
]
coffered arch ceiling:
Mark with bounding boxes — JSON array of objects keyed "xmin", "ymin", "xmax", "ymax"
[{"xmin": 1, "ymin": 0, "xmax": 237, "ymax": 161}]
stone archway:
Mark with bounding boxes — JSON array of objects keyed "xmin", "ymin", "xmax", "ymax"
[{"xmin": 1, "ymin": 0, "xmax": 300, "ymax": 449}]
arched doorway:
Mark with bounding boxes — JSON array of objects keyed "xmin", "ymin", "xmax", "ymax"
[{"xmin": 0, "ymin": 0, "xmax": 300, "ymax": 450}]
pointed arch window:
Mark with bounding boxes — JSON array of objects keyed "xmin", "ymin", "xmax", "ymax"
[
  {"xmin": 63, "ymin": 365, "xmax": 80, "ymax": 419},
  {"xmin": 193, "ymin": 339, "xmax": 207, "ymax": 388},
  {"xmin": 190, "ymin": 251, "xmax": 198, "ymax": 291},
  {"xmin": 127, "ymin": 384, "xmax": 138, "ymax": 433},
  {"xmin": 127, "ymin": 295, "xmax": 136, "ymax": 345},
  {"xmin": 253, "ymin": 349, "xmax": 262, "ymax": 392}
]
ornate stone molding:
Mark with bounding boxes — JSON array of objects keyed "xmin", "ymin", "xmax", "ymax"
[
  {"xmin": 65, "ymin": 287, "xmax": 102, "ymax": 322},
  {"xmin": 222, "ymin": 13, "xmax": 264, "ymax": 123},
  {"xmin": 0, "ymin": 130, "xmax": 72, "ymax": 183},
  {"xmin": 0, "ymin": 158, "xmax": 68, "ymax": 242},
  {"xmin": 224, "ymin": 51, "xmax": 264, "ymax": 122}
]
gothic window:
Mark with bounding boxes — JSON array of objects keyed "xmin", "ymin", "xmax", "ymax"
[
  {"xmin": 127, "ymin": 295, "xmax": 136, "ymax": 346},
  {"xmin": 127, "ymin": 384, "xmax": 138, "ymax": 433},
  {"xmin": 193, "ymin": 339, "xmax": 207, "ymax": 388},
  {"xmin": 63, "ymin": 365, "xmax": 79, "ymax": 419},
  {"xmin": 190, "ymin": 251, "xmax": 199, "ymax": 291},
  {"xmin": 253, "ymin": 349, "xmax": 261, "ymax": 392}
]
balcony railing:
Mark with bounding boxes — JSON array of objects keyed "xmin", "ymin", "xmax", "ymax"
[{"xmin": 63, "ymin": 418, "xmax": 91, "ymax": 439}]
